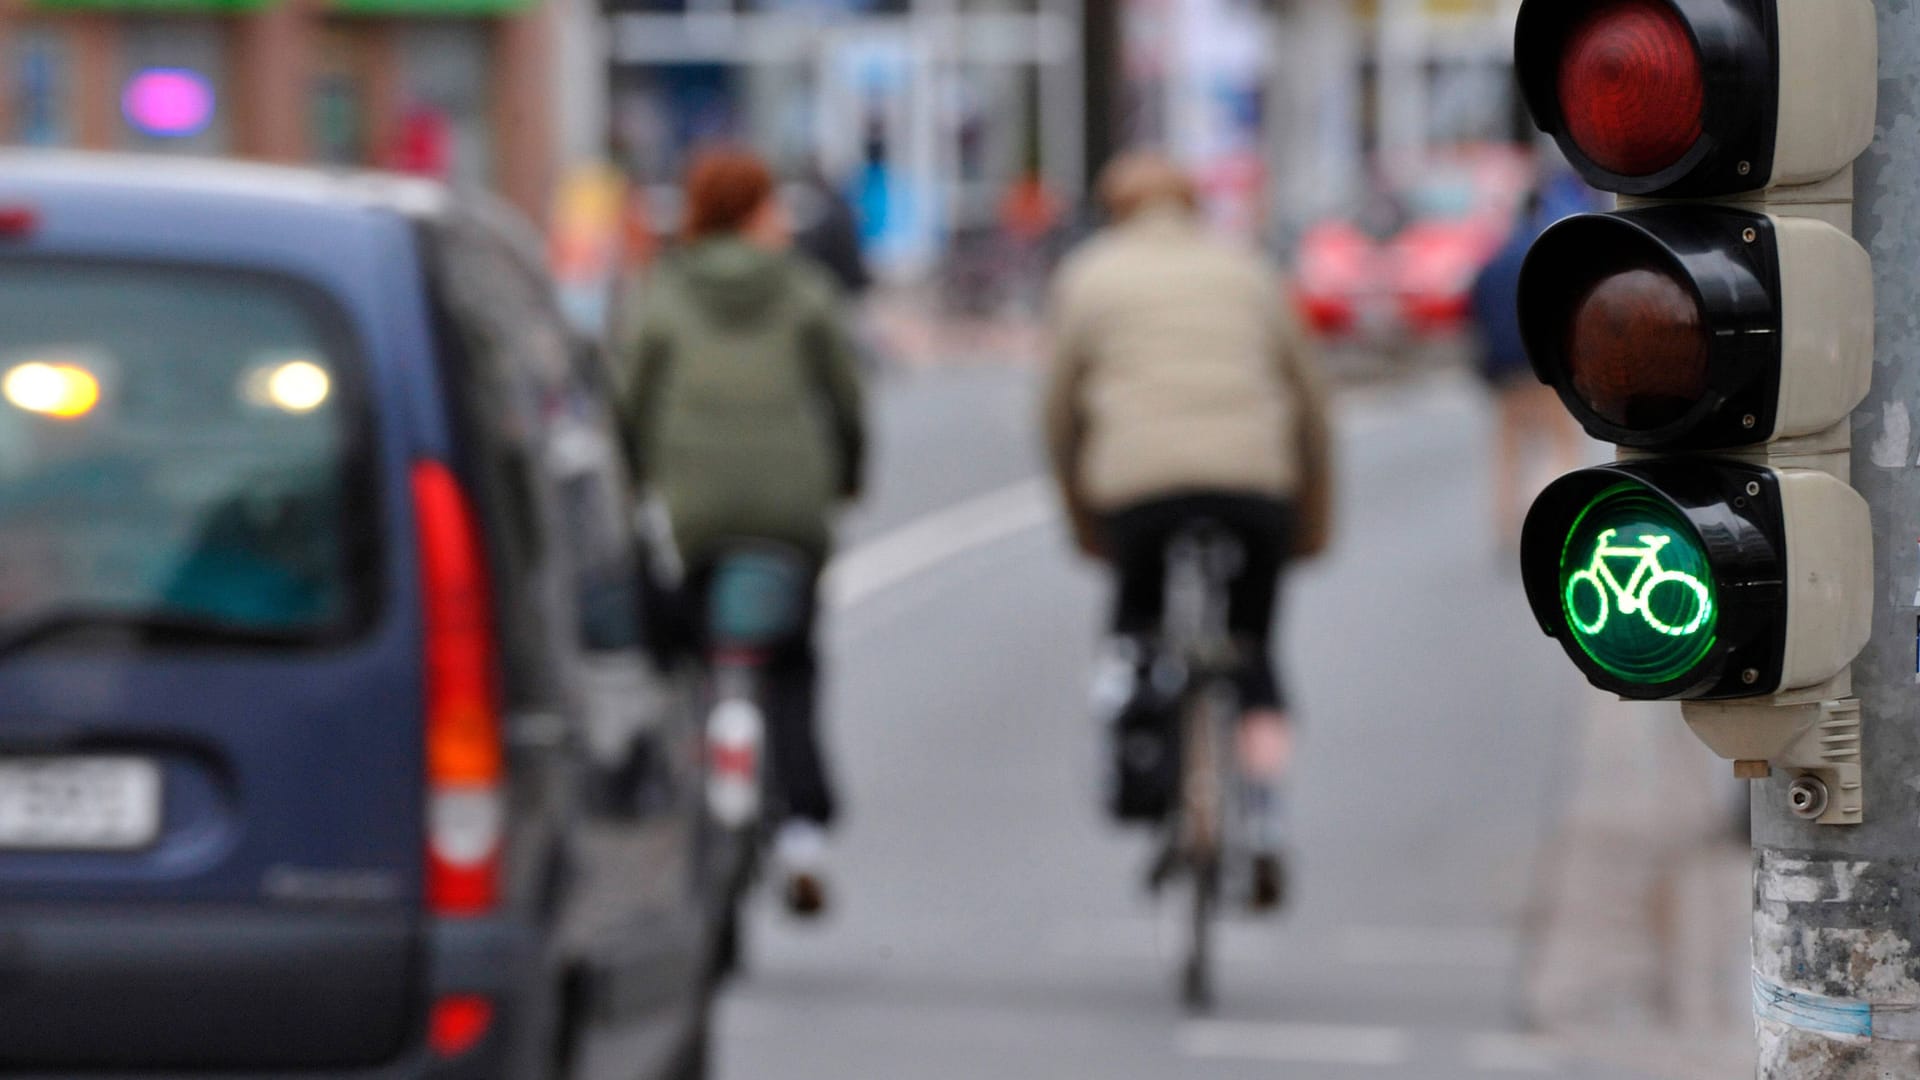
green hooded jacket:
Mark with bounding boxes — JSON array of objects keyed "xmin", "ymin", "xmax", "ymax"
[{"xmin": 621, "ymin": 239, "xmax": 867, "ymax": 565}]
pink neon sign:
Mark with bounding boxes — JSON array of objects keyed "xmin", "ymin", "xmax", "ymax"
[{"xmin": 123, "ymin": 69, "xmax": 216, "ymax": 139}]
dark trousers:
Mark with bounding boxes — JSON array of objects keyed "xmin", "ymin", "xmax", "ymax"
[
  {"xmin": 685, "ymin": 561, "xmax": 838, "ymax": 828},
  {"xmin": 1102, "ymin": 492, "xmax": 1295, "ymax": 710}
]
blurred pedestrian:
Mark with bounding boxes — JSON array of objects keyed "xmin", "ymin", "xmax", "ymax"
[
  {"xmin": 998, "ymin": 168, "xmax": 1064, "ymax": 316},
  {"xmin": 619, "ymin": 146, "xmax": 867, "ymax": 917},
  {"xmin": 793, "ymin": 164, "xmax": 872, "ymax": 299},
  {"xmin": 1043, "ymin": 153, "xmax": 1334, "ymax": 909},
  {"xmin": 1469, "ymin": 186, "xmax": 1583, "ymax": 551}
]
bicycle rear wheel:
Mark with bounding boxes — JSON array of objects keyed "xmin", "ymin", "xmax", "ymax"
[{"xmin": 1178, "ymin": 679, "xmax": 1235, "ymax": 1012}]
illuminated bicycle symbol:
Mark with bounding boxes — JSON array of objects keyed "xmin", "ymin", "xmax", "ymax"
[{"xmin": 1566, "ymin": 529, "xmax": 1713, "ymax": 638}]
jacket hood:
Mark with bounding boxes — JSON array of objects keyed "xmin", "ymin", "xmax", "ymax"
[{"xmin": 673, "ymin": 239, "xmax": 795, "ymax": 324}]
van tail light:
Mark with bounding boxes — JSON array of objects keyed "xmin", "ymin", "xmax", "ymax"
[
  {"xmin": 429, "ymin": 995, "xmax": 495, "ymax": 1059},
  {"xmin": 413, "ymin": 461, "xmax": 504, "ymax": 916},
  {"xmin": 0, "ymin": 207, "xmax": 38, "ymax": 239}
]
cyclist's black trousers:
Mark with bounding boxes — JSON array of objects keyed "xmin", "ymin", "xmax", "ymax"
[
  {"xmin": 1101, "ymin": 492, "xmax": 1297, "ymax": 711},
  {"xmin": 684, "ymin": 561, "xmax": 839, "ymax": 829}
]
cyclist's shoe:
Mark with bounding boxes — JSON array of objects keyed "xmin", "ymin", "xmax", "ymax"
[
  {"xmin": 775, "ymin": 821, "xmax": 831, "ymax": 920},
  {"xmin": 785, "ymin": 871, "xmax": 828, "ymax": 918},
  {"xmin": 1249, "ymin": 851, "xmax": 1288, "ymax": 914}
]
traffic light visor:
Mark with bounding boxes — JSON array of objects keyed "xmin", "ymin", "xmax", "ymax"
[
  {"xmin": 1559, "ymin": 482, "xmax": 1719, "ymax": 686},
  {"xmin": 1557, "ymin": 0, "xmax": 1707, "ymax": 176}
]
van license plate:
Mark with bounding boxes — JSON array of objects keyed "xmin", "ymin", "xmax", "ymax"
[{"xmin": 0, "ymin": 758, "xmax": 162, "ymax": 851}]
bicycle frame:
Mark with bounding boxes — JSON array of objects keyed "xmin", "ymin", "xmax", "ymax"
[
  {"xmin": 1159, "ymin": 525, "xmax": 1246, "ymax": 1012},
  {"xmin": 696, "ymin": 541, "xmax": 811, "ymax": 984}
]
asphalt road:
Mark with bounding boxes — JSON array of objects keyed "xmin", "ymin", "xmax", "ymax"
[{"xmin": 713, "ymin": 362, "xmax": 1661, "ymax": 1079}]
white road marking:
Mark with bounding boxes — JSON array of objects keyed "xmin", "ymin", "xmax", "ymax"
[
  {"xmin": 1335, "ymin": 925, "xmax": 1519, "ymax": 969},
  {"xmin": 1179, "ymin": 1020, "xmax": 1411, "ymax": 1068},
  {"xmin": 1461, "ymin": 1032, "xmax": 1564, "ymax": 1073},
  {"xmin": 825, "ymin": 477, "xmax": 1058, "ymax": 610}
]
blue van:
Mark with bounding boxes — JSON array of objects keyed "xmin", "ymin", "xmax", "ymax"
[{"xmin": 0, "ymin": 154, "xmax": 712, "ymax": 1079}]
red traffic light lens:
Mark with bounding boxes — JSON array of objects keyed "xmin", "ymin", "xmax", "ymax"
[
  {"xmin": 1557, "ymin": 0, "xmax": 1706, "ymax": 177},
  {"xmin": 1566, "ymin": 266, "xmax": 1711, "ymax": 430}
]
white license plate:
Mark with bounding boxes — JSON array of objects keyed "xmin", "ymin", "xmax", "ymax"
[{"xmin": 0, "ymin": 758, "xmax": 163, "ymax": 851}]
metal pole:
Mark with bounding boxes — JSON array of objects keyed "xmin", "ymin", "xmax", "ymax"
[
  {"xmin": 1751, "ymin": 4, "xmax": 1920, "ymax": 1075},
  {"xmin": 1375, "ymin": 0, "xmax": 1425, "ymax": 184},
  {"xmin": 1041, "ymin": 0, "xmax": 1088, "ymax": 199},
  {"xmin": 1268, "ymin": 0, "xmax": 1360, "ymax": 243},
  {"xmin": 1080, "ymin": 0, "xmax": 1121, "ymax": 198}
]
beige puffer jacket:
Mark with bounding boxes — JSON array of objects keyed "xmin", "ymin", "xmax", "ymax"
[{"xmin": 1043, "ymin": 206, "xmax": 1334, "ymax": 555}]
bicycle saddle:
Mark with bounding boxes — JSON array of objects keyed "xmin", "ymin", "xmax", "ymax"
[{"xmin": 1167, "ymin": 520, "xmax": 1246, "ymax": 583}]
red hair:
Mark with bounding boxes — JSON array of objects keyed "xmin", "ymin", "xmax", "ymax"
[{"xmin": 682, "ymin": 146, "xmax": 775, "ymax": 242}]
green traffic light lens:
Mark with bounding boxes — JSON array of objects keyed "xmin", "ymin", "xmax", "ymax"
[{"xmin": 1558, "ymin": 482, "xmax": 1718, "ymax": 686}]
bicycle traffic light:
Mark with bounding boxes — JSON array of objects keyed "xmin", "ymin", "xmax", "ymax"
[{"xmin": 1513, "ymin": 0, "xmax": 1877, "ymax": 819}]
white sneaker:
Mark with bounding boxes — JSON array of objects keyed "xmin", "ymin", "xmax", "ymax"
[
  {"xmin": 775, "ymin": 820, "xmax": 826, "ymax": 872},
  {"xmin": 1089, "ymin": 638, "xmax": 1142, "ymax": 719}
]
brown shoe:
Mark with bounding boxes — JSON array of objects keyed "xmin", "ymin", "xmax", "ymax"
[{"xmin": 785, "ymin": 872, "xmax": 828, "ymax": 919}]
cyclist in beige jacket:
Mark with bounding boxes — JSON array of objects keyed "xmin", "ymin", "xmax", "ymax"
[{"xmin": 1044, "ymin": 153, "xmax": 1333, "ymax": 910}]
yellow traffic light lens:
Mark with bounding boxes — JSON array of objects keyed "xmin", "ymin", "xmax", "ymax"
[
  {"xmin": 1559, "ymin": 483, "xmax": 1717, "ymax": 686},
  {"xmin": 3, "ymin": 361, "xmax": 101, "ymax": 420},
  {"xmin": 1566, "ymin": 265, "xmax": 1711, "ymax": 430}
]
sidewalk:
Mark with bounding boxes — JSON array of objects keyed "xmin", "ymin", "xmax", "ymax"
[{"xmin": 1525, "ymin": 694, "xmax": 1756, "ymax": 1078}]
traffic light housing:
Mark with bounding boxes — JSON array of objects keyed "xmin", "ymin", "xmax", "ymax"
[
  {"xmin": 1514, "ymin": 0, "xmax": 1876, "ymax": 197},
  {"xmin": 1522, "ymin": 462, "xmax": 1869, "ymax": 703},
  {"xmin": 1513, "ymin": 0, "xmax": 1877, "ymax": 821},
  {"xmin": 1518, "ymin": 207, "xmax": 1871, "ymax": 451}
]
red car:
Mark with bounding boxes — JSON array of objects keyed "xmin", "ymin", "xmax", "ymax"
[{"xmin": 1295, "ymin": 146, "xmax": 1533, "ymax": 344}]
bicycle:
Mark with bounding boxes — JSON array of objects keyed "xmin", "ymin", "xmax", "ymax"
[
  {"xmin": 692, "ymin": 541, "xmax": 812, "ymax": 984},
  {"xmin": 1147, "ymin": 521, "xmax": 1258, "ymax": 1012},
  {"xmin": 1564, "ymin": 528, "xmax": 1712, "ymax": 638}
]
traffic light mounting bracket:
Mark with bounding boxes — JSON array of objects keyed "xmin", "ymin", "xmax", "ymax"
[
  {"xmin": 1616, "ymin": 421, "xmax": 1850, "ymax": 479},
  {"xmin": 1619, "ymin": 168, "xmax": 1856, "ymax": 231},
  {"xmin": 1684, "ymin": 696, "xmax": 1863, "ymax": 825}
]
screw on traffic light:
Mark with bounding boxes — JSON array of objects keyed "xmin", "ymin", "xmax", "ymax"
[{"xmin": 1512, "ymin": 0, "xmax": 1876, "ymax": 823}]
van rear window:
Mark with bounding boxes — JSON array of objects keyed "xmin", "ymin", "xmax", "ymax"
[{"xmin": 0, "ymin": 260, "xmax": 373, "ymax": 645}]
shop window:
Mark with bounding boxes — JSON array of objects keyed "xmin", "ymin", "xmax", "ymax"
[
  {"xmin": 10, "ymin": 27, "xmax": 71, "ymax": 147},
  {"xmin": 312, "ymin": 25, "xmax": 371, "ymax": 166},
  {"xmin": 395, "ymin": 24, "xmax": 493, "ymax": 189},
  {"xmin": 119, "ymin": 19, "xmax": 232, "ymax": 155}
]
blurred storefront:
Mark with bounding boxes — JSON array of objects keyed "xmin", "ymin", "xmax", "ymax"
[
  {"xmin": 0, "ymin": 0, "xmax": 564, "ymax": 218},
  {"xmin": 1263, "ymin": 0, "xmax": 1523, "ymax": 238},
  {"xmin": 1120, "ymin": 0, "xmax": 1269, "ymax": 237},
  {"xmin": 604, "ymin": 0, "xmax": 1082, "ymax": 278}
]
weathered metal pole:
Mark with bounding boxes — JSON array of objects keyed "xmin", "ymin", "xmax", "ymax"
[
  {"xmin": 1080, "ymin": 0, "xmax": 1121, "ymax": 198},
  {"xmin": 1751, "ymin": 3, "xmax": 1920, "ymax": 1074}
]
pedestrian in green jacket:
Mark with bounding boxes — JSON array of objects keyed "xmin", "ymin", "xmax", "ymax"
[{"xmin": 619, "ymin": 147, "xmax": 867, "ymax": 918}]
